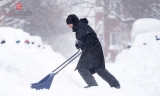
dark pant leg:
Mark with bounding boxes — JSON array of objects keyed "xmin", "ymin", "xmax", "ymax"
[
  {"xmin": 78, "ymin": 68, "xmax": 98, "ymax": 86},
  {"xmin": 96, "ymin": 68, "xmax": 120, "ymax": 87}
]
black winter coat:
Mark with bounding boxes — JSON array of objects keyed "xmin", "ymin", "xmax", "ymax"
[{"xmin": 75, "ymin": 18, "xmax": 105, "ymax": 70}]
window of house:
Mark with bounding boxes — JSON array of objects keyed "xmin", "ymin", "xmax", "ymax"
[{"xmin": 110, "ymin": 33, "xmax": 118, "ymax": 45}]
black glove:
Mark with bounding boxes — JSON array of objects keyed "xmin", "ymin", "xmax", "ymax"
[
  {"xmin": 75, "ymin": 40, "xmax": 83, "ymax": 49},
  {"xmin": 75, "ymin": 43, "xmax": 80, "ymax": 49}
]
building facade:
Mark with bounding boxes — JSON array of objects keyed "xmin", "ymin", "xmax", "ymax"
[
  {"xmin": 95, "ymin": 0, "xmax": 160, "ymax": 62},
  {"xmin": 95, "ymin": 0, "xmax": 131, "ymax": 62}
]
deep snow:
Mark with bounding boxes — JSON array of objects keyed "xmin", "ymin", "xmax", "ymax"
[{"xmin": 0, "ymin": 27, "xmax": 160, "ymax": 96}]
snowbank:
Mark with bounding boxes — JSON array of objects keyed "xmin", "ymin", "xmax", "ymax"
[
  {"xmin": 116, "ymin": 34, "xmax": 160, "ymax": 96},
  {"xmin": 0, "ymin": 27, "xmax": 51, "ymax": 50},
  {"xmin": 30, "ymin": 36, "xmax": 44, "ymax": 49},
  {"xmin": 0, "ymin": 27, "xmax": 67, "ymax": 96},
  {"xmin": 0, "ymin": 46, "xmax": 66, "ymax": 96},
  {"xmin": 0, "ymin": 27, "xmax": 17, "ymax": 46}
]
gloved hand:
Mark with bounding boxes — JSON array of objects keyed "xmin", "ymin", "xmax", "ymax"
[
  {"xmin": 75, "ymin": 43, "xmax": 80, "ymax": 49},
  {"xmin": 75, "ymin": 40, "xmax": 82, "ymax": 49}
]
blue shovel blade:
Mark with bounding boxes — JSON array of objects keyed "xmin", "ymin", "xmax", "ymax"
[{"xmin": 31, "ymin": 73, "xmax": 56, "ymax": 90}]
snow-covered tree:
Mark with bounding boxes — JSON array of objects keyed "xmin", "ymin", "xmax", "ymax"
[
  {"xmin": 122, "ymin": 0, "xmax": 160, "ymax": 19},
  {"xmin": 149, "ymin": 4, "xmax": 160, "ymax": 19}
]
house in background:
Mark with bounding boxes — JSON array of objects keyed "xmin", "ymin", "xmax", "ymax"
[
  {"xmin": 95, "ymin": 0, "xmax": 160, "ymax": 62},
  {"xmin": 95, "ymin": 0, "xmax": 132, "ymax": 62}
]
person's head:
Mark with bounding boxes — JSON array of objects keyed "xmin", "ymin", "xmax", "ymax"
[{"xmin": 66, "ymin": 14, "xmax": 79, "ymax": 31}]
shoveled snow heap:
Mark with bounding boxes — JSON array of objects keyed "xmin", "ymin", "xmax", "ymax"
[{"xmin": 116, "ymin": 35, "xmax": 160, "ymax": 96}]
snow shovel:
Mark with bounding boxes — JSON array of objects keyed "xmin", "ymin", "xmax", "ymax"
[{"xmin": 30, "ymin": 49, "xmax": 84, "ymax": 90}]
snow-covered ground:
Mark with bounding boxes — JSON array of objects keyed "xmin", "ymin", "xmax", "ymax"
[
  {"xmin": 0, "ymin": 27, "xmax": 160, "ymax": 96},
  {"xmin": 116, "ymin": 39, "xmax": 160, "ymax": 96}
]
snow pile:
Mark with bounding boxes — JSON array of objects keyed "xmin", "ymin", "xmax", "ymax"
[
  {"xmin": 0, "ymin": 27, "xmax": 17, "ymax": 46},
  {"xmin": 116, "ymin": 34, "xmax": 160, "ymax": 96},
  {"xmin": 0, "ymin": 27, "xmax": 66, "ymax": 95},
  {"xmin": 0, "ymin": 27, "xmax": 51, "ymax": 50},
  {"xmin": 0, "ymin": 47, "xmax": 66, "ymax": 96},
  {"xmin": 131, "ymin": 18, "xmax": 160, "ymax": 41}
]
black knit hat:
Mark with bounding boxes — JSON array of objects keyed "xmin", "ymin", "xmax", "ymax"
[{"xmin": 66, "ymin": 14, "xmax": 79, "ymax": 26}]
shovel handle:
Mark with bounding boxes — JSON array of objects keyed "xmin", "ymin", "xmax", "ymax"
[
  {"xmin": 52, "ymin": 49, "xmax": 80, "ymax": 72},
  {"xmin": 56, "ymin": 49, "xmax": 85, "ymax": 74}
]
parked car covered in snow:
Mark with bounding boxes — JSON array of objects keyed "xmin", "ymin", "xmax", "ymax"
[{"xmin": 130, "ymin": 18, "xmax": 160, "ymax": 47}]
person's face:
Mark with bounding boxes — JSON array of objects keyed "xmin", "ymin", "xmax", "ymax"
[{"xmin": 68, "ymin": 24, "xmax": 73, "ymax": 28}]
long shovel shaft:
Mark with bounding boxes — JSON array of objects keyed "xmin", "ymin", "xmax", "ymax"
[
  {"xmin": 30, "ymin": 49, "xmax": 85, "ymax": 90},
  {"xmin": 55, "ymin": 49, "xmax": 85, "ymax": 74},
  {"xmin": 52, "ymin": 49, "xmax": 80, "ymax": 72}
]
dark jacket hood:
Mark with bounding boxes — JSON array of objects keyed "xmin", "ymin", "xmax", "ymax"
[{"xmin": 79, "ymin": 18, "xmax": 89, "ymax": 24}]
